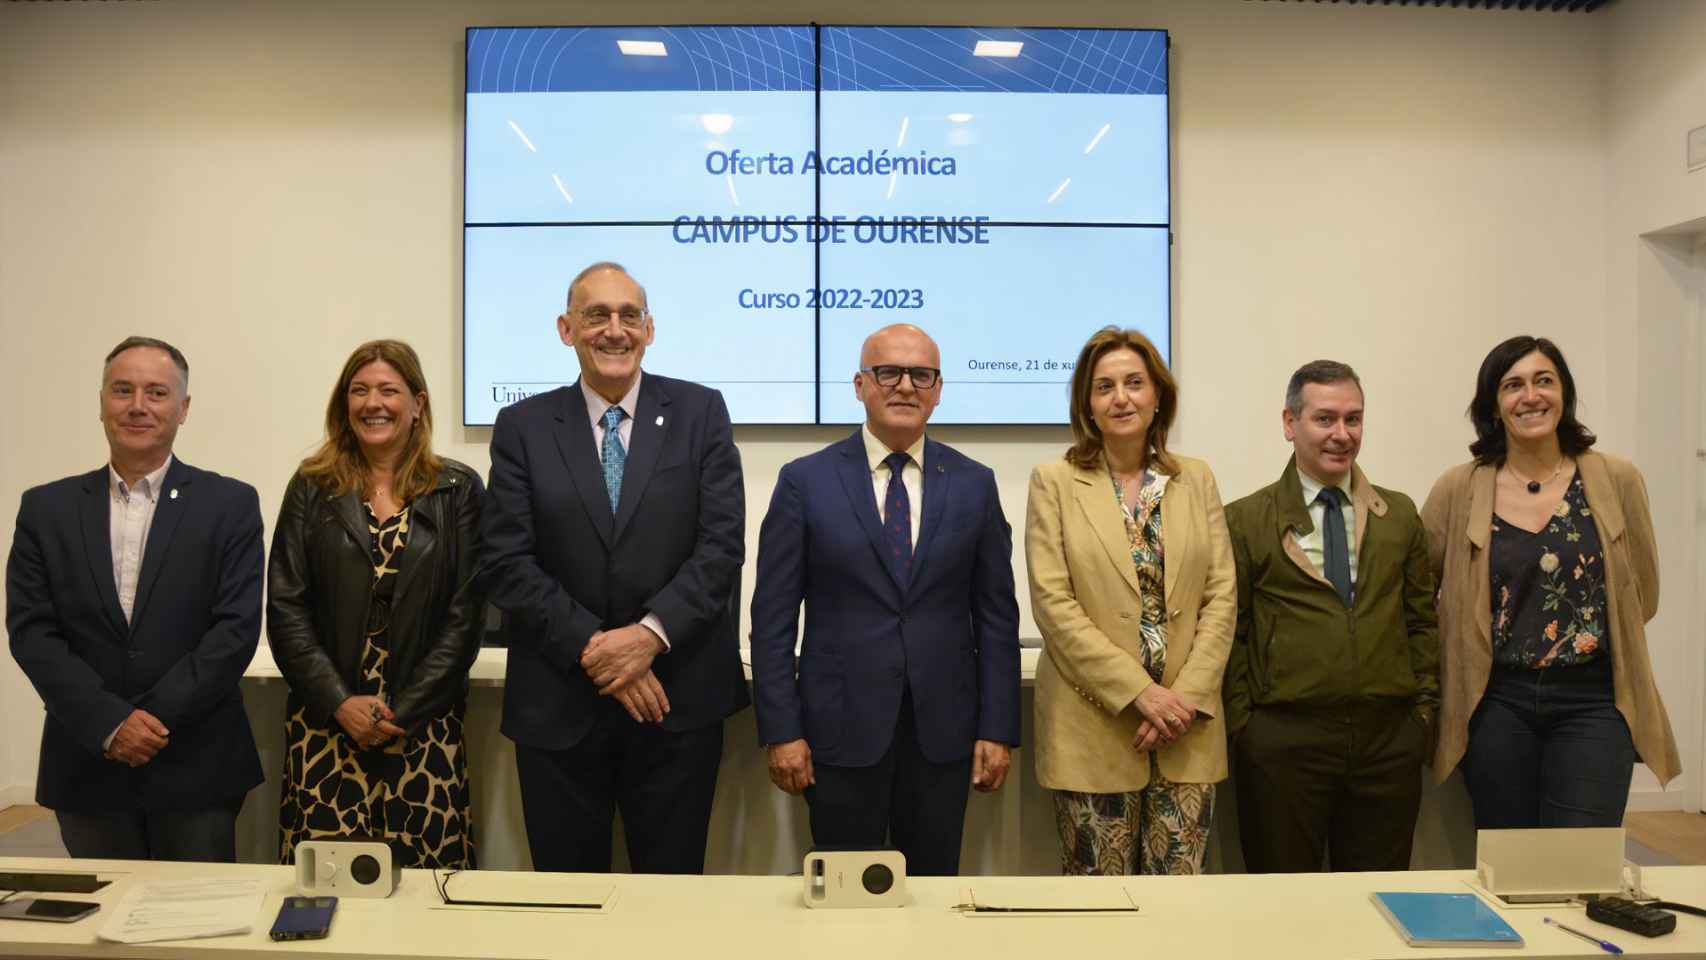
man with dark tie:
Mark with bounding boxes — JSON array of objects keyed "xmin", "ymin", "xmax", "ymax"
[
  {"xmin": 749, "ymin": 323, "xmax": 1020, "ymax": 876},
  {"xmin": 7, "ymin": 336, "xmax": 265, "ymax": 861},
  {"xmin": 480, "ymin": 261, "xmax": 746, "ymax": 874},
  {"xmin": 1222, "ymin": 360, "xmax": 1439, "ymax": 873}
]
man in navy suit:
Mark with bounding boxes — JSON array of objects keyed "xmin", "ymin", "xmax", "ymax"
[
  {"xmin": 481, "ymin": 261, "xmax": 746, "ymax": 874},
  {"xmin": 750, "ymin": 323, "xmax": 1020, "ymax": 876},
  {"xmin": 6, "ymin": 336, "xmax": 264, "ymax": 861}
]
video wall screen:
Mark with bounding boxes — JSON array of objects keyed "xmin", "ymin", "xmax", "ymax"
[{"xmin": 465, "ymin": 25, "xmax": 1170, "ymax": 425}]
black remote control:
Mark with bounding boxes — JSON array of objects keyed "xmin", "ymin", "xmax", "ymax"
[{"xmin": 1587, "ymin": 897, "xmax": 1676, "ymax": 937}]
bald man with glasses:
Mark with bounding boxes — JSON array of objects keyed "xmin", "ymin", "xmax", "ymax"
[{"xmin": 749, "ymin": 323, "xmax": 1020, "ymax": 876}]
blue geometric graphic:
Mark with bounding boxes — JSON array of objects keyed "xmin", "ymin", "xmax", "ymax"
[
  {"xmin": 467, "ymin": 26, "xmax": 815, "ymax": 93},
  {"xmin": 820, "ymin": 27, "xmax": 1166, "ymax": 95}
]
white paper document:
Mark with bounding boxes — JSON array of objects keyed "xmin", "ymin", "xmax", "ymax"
[{"xmin": 96, "ymin": 878, "xmax": 265, "ymax": 944}]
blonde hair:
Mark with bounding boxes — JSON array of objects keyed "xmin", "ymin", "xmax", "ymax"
[
  {"xmin": 1065, "ymin": 326, "xmax": 1179, "ymax": 475},
  {"xmin": 299, "ymin": 339, "xmax": 442, "ymax": 501}
]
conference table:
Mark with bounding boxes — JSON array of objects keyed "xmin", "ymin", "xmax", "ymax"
[{"xmin": 4, "ymin": 855, "xmax": 1706, "ymax": 959}]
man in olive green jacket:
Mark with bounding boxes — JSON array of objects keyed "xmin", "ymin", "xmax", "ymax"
[{"xmin": 1223, "ymin": 360, "xmax": 1439, "ymax": 873}]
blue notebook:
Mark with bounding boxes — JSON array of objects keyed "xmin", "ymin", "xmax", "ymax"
[{"xmin": 1371, "ymin": 892, "xmax": 1524, "ymax": 948}]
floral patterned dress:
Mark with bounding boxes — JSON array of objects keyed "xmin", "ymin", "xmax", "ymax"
[
  {"xmin": 1054, "ymin": 468, "xmax": 1216, "ymax": 877},
  {"xmin": 1489, "ymin": 475, "xmax": 1608, "ymax": 670},
  {"xmin": 278, "ymin": 503, "xmax": 476, "ymax": 869}
]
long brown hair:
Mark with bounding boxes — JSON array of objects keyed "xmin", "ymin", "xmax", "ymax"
[
  {"xmin": 299, "ymin": 339, "xmax": 442, "ymax": 501},
  {"xmin": 1065, "ymin": 326, "xmax": 1179, "ymax": 475}
]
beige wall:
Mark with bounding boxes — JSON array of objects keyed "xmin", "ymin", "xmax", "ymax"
[
  {"xmin": 0, "ymin": 0, "xmax": 1687, "ymax": 813},
  {"xmin": 1603, "ymin": 0, "xmax": 1706, "ymax": 805}
]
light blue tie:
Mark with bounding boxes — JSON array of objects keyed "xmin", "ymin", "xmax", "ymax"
[{"xmin": 601, "ymin": 405, "xmax": 627, "ymax": 514}]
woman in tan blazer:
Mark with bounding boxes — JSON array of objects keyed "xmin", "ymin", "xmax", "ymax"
[
  {"xmin": 1025, "ymin": 327, "xmax": 1236, "ymax": 875},
  {"xmin": 1422, "ymin": 335, "xmax": 1678, "ymax": 829}
]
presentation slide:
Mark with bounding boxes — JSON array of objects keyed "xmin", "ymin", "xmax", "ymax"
[{"xmin": 464, "ymin": 25, "xmax": 1169, "ymax": 425}]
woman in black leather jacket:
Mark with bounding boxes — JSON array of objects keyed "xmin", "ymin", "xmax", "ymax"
[{"xmin": 268, "ymin": 339, "xmax": 483, "ymax": 869}]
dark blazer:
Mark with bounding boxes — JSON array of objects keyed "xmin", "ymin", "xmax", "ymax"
[
  {"xmin": 5, "ymin": 458, "xmax": 265, "ymax": 812},
  {"xmin": 749, "ymin": 432, "xmax": 1021, "ymax": 767},
  {"xmin": 266, "ymin": 459, "xmax": 485, "ymax": 733},
  {"xmin": 481, "ymin": 375, "xmax": 748, "ymax": 750}
]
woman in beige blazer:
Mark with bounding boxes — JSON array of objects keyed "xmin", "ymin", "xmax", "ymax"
[
  {"xmin": 1026, "ymin": 327, "xmax": 1236, "ymax": 875},
  {"xmin": 1422, "ymin": 335, "xmax": 1678, "ymax": 829}
]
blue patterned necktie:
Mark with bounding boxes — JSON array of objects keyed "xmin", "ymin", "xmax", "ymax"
[
  {"xmin": 1316, "ymin": 486, "xmax": 1353, "ymax": 607},
  {"xmin": 601, "ymin": 405, "xmax": 627, "ymax": 514},
  {"xmin": 882, "ymin": 451, "xmax": 912, "ymax": 585}
]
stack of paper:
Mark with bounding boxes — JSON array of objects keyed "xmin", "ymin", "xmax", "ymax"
[{"xmin": 96, "ymin": 878, "xmax": 265, "ymax": 944}]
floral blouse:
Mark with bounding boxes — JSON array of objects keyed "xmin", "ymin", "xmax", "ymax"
[
  {"xmin": 1110, "ymin": 468, "xmax": 1170, "ymax": 683},
  {"xmin": 1489, "ymin": 475, "xmax": 1609, "ymax": 670}
]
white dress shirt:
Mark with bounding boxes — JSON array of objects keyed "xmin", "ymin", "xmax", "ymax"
[
  {"xmin": 580, "ymin": 373, "xmax": 669, "ymax": 650},
  {"xmin": 862, "ymin": 425, "xmax": 924, "ymax": 549},
  {"xmin": 104, "ymin": 454, "xmax": 173, "ymax": 751},
  {"xmin": 1295, "ymin": 467, "xmax": 1358, "ymax": 584},
  {"xmin": 109, "ymin": 455, "xmax": 173, "ymax": 623}
]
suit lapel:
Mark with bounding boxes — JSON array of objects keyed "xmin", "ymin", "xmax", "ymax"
[
  {"xmin": 77, "ymin": 468, "xmax": 127, "ymax": 637},
  {"xmin": 834, "ymin": 433, "xmax": 903, "ymax": 594},
  {"xmin": 554, "ymin": 384, "xmax": 613, "ymax": 549},
  {"xmin": 1466, "ymin": 462, "xmax": 1496, "ymax": 654},
  {"xmin": 128, "ymin": 458, "xmax": 192, "ymax": 635},
  {"xmin": 391, "ymin": 489, "xmax": 437, "ymax": 604},
  {"xmin": 1160, "ymin": 469, "xmax": 1184, "ymax": 604},
  {"xmin": 612, "ymin": 377, "xmax": 670, "ymax": 545},
  {"xmin": 1072, "ymin": 463, "xmax": 1141, "ymax": 600},
  {"xmin": 906, "ymin": 439, "xmax": 950, "ymax": 595}
]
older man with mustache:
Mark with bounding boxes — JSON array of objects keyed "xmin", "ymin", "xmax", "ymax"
[{"xmin": 1221, "ymin": 360, "xmax": 1439, "ymax": 874}]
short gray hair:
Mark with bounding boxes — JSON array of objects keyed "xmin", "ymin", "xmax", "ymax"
[
  {"xmin": 1285, "ymin": 359, "xmax": 1361, "ymax": 416},
  {"xmin": 565, "ymin": 261, "xmax": 647, "ymax": 312},
  {"xmin": 103, "ymin": 336, "xmax": 189, "ymax": 392}
]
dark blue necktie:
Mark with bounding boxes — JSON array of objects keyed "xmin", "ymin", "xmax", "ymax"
[
  {"xmin": 882, "ymin": 451, "xmax": 912, "ymax": 585},
  {"xmin": 601, "ymin": 405, "xmax": 626, "ymax": 514},
  {"xmin": 1316, "ymin": 486, "xmax": 1353, "ymax": 607}
]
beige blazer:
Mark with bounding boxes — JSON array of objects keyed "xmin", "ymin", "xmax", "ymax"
[
  {"xmin": 1421, "ymin": 451, "xmax": 1679, "ymax": 786},
  {"xmin": 1025, "ymin": 454, "xmax": 1237, "ymax": 793}
]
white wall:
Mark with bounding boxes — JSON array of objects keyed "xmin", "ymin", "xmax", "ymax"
[
  {"xmin": 0, "ymin": 0, "xmax": 1667, "ymax": 811},
  {"xmin": 1602, "ymin": 0, "xmax": 1706, "ymax": 809}
]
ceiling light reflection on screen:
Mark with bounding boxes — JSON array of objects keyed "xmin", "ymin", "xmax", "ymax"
[
  {"xmin": 947, "ymin": 113, "xmax": 974, "ymax": 123},
  {"xmin": 972, "ymin": 41, "xmax": 1022, "ymax": 58},
  {"xmin": 895, "ymin": 116, "xmax": 909, "ymax": 149},
  {"xmin": 506, "ymin": 120, "xmax": 537, "ymax": 153},
  {"xmin": 700, "ymin": 113, "xmax": 734, "ymax": 135},
  {"xmin": 617, "ymin": 40, "xmax": 668, "ymax": 57},
  {"xmin": 725, "ymin": 172, "xmax": 740, "ymax": 206},
  {"xmin": 1084, "ymin": 123, "xmax": 1110, "ymax": 155},
  {"xmin": 551, "ymin": 173, "xmax": 574, "ymax": 205},
  {"xmin": 1047, "ymin": 177, "xmax": 1070, "ymax": 204}
]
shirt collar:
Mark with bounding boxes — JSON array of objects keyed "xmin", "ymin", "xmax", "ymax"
[
  {"xmin": 1296, "ymin": 464, "xmax": 1352, "ymax": 507},
  {"xmin": 110, "ymin": 453, "xmax": 174, "ymax": 501},
  {"xmin": 581, "ymin": 372, "xmax": 643, "ymax": 427},
  {"xmin": 862, "ymin": 424, "xmax": 926, "ymax": 474}
]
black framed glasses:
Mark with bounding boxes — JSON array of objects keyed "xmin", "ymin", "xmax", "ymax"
[
  {"xmin": 574, "ymin": 306, "xmax": 649, "ymax": 330},
  {"xmin": 861, "ymin": 365, "xmax": 941, "ymax": 389}
]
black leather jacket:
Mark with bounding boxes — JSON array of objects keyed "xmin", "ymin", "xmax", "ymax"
[{"xmin": 266, "ymin": 458, "xmax": 484, "ymax": 732}]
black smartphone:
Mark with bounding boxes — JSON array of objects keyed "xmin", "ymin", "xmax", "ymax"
[
  {"xmin": 269, "ymin": 896, "xmax": 337, "ymax": 941},
  {"xmin": 0, "ymin": 897, "xmax": 101, "ymax": 922}
]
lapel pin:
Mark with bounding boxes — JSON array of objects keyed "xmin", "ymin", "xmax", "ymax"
[
  {"xmin": 169, "ymin": 488, "xmax": 179, "ymax": 500},
  {"xmin": 655, "ymin": 415, "xmax": 664, "ymax": 427}
]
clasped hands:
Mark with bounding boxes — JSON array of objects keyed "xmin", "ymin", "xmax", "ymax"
[
  {"xmin": 582, "ymin": 624, "xmax": 669, "ymax": 724},
  {"xmin": 1130, "ymin": 683, "xmax": 1199, "ymax": 753},
  {"xmin": 334, "ymin": 695, "xmax": 406, "ymax": 750},
  {"xmin": 105, "ymin": 708, "xmax": 171, "ymax": 767}
]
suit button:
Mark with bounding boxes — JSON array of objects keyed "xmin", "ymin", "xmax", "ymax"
[
  {"xmin": 890, "ymin": 667, "xmax": 903, "ymax": 679},
  {"xmin": 128, "ymin": 650, "xmax": 141, "ymax": 659},
  {"xmin": 899, "ymin": 614, "xmax": 908, "ymax": 624}
]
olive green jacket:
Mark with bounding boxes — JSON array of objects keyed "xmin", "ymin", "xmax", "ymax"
[{"xmin": 1222, "ymin": 457, "xmax": 1439, "ymax": 736}]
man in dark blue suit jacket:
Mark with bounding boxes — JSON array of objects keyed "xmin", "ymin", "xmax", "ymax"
[
  {"xmin": 481, "ymin": 262, "xmax": 746, "ymax": 874},
  {"xmin": 6, "ymin": 337, "xmax": 264, "ymax": 861},
  {"xmin": 750, "ymin": 323, "xmax": 1020, "ymax": 876}
]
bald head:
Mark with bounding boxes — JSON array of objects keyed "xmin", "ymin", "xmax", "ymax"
[{"xmin": 859, "ymin": 323, "xmax": 940, "ymax": 370}]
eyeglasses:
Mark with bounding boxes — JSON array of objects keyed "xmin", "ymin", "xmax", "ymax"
[
  {"xmin": 861, "ymin": 365, "xmax": 941, "ymax": 389},
  {"xmin": 574, "ymin": 306, "xmax": 649, "ymax": 330}
]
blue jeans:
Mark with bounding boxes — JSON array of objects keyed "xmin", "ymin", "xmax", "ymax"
[{"xmin": 1459, "ymin": 659, "xmax": 1636, "ymax": 829}]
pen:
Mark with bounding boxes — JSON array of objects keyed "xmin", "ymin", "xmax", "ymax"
[{"xmin": 1544, "ymin": 916, "xmax": 1623, "ymax": 955}]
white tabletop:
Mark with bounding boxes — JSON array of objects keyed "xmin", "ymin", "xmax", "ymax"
[{"xmin": 4, "ymin": 856, "xmax": 1706, "ymax": 959}]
